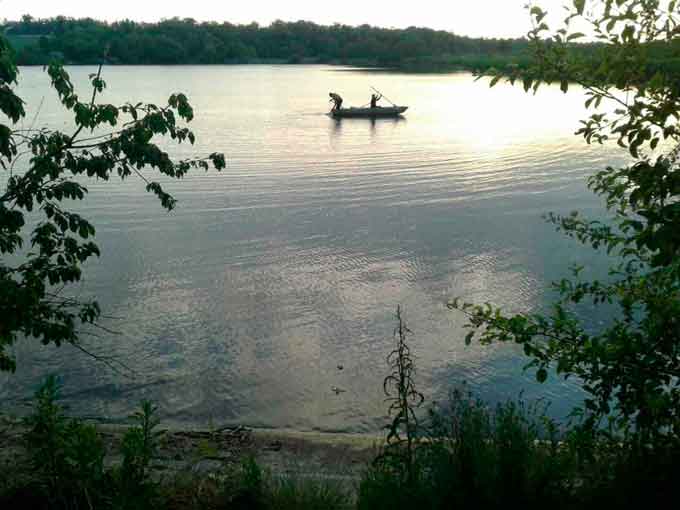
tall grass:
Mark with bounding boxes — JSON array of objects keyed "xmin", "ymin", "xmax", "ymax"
[
  {"xmin": 164, "ymin": 457, "xmax": 350, "ymax": 510},
  {"xmin": 359, "ymin": 387, "xmax": 575, "ymax": 510}
]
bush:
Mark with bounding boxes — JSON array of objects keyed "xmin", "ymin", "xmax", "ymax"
[
  {"xmin": 358, "ymin": 387, "xmax": 574, "ymax": 510},
  {"xmin": 21, "ymin": 375, "xmax": 107, "ymax": 509},
  {"xmin": 111, "ymin": 400, "xmax": 164, "ymax": 510},
  {"xmin": 360, "ymin": 384, "xmax": 680, "ymax": 510},
  {"xmin": 360, "ymin": 309, "xmax": 574, "ymax": 510},
  {"xmin": 0, "ymin": 377, "xmax": 163, "ymax": 510},
  {"xmin": 572, "ymin": 435, "xmax": 680, "ymax": 510}
]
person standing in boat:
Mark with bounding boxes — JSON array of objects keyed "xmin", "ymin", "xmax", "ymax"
[
  {"xmin": 329, "ymin": 92, "xmax": 343, "ymax": 111},
  {"xmin": 370, "ymin": 92, "xmax": 382, "ymax": 108}
]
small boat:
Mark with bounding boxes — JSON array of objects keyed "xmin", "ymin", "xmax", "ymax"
[{"xmin": 330, "ymin": 106, "xmax": 408, "ymax": 118}]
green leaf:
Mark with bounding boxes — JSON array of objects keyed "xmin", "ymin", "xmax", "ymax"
[
  {"xmin": 530, "ymin": 6, "xmax": 547, "ymax": 23},
  {"xmin": 536, "ymin": 368, "xmax": 548, "ymax": 383},
  {"xmin": 530, "ymin": 6, "xmax": 543, "ymax": 18},
  {"xmin": 573, "ymin": 0, "xmax": 585, "ymax": 15}
]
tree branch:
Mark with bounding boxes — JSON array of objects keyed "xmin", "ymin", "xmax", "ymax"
[{"xmin": 69, "ymin": 63, "xmax": 103, "ymax": 145}]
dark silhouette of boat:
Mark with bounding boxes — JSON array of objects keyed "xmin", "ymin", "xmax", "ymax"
[{"xmin": 330, "ymin": 106, "xmax": 408, "ymax": 118}]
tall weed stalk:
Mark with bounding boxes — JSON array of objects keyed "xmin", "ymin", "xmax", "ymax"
[{"xmin": 375, "ymin": 306, "xmax": 424, "ymax": 484}]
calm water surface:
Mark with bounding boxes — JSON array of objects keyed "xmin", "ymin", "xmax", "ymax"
[{"xmin": 1, "ymin": 66, "xmax": 623, "ymax": 432}]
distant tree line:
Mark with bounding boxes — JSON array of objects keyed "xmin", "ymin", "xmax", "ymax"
[
  {"xmin": 2, "ymin": 15, "xmax": 532, "ymax": 68},
  {"xmin": 3, "ymin": 15, "xmax": 680, "ymax": 74}
]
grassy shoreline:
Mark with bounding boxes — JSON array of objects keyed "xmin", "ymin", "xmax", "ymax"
[
  {"xmin": 3, "ymin": 383, "xmax": 679, "ymax": 509},
  {"xmin": 0, "ymin": 413, "xmax": 379, "ymax": 493}
]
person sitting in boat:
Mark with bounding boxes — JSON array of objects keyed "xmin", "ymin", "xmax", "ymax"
[
  {"xmin": 370, "ymin": 92, "xmax": 382, "ymax": 108},
  {"xmin": 329, "ymin": 92, "xmax": 343, "ymax": 111}
]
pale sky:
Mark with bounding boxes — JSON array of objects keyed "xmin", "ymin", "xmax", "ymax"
[{"xmin": 0, "ymin": 0, "xmax": 573, "ymax": 39}]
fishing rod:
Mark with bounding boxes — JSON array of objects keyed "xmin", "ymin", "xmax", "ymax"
[{"xmin": 370, "ymin": 85, "xmax": 397, "ymax": 106}]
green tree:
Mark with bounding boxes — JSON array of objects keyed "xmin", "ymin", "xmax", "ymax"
[
  {"xmin": 2, "ymin": 15, "xmax": 535, "ymax": 69},
  {"xmin": 450, "ymin": 0, "xmax": 680, "ymax": 443},
  {"xmin": 0, "ymin": 38, "xmax": 225, "ymax": 372}
]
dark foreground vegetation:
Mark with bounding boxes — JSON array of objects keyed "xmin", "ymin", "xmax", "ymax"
[{"xmin": 2, "ymin": 355, "xmax": 678, "ymax": 510}]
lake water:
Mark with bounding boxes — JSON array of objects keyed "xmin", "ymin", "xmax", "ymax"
[{"xmin": 1, "ymin": 65, "xmax": 624, "ymax": 432}]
